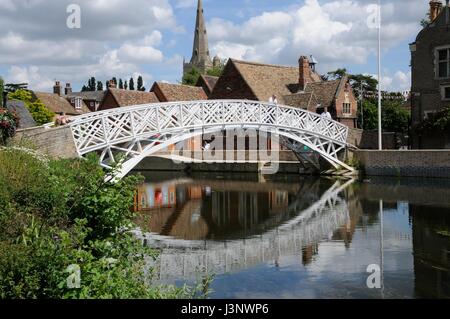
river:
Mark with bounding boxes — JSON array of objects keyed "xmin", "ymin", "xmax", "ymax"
[{"xmin": 132, "ymin": 172, "xmax": 450, "ymax": 299}]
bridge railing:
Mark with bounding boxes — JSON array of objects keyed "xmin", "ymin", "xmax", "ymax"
[{"xmin": 69, "ymin": 100, "xmax": 349, "ymax": 156}]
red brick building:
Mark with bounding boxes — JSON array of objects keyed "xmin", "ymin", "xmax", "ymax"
[
  {"xmin": 210, "ymin": 57, "xmax": 358, "ymax": 128},
  {"xmin": 150, "ymin": 82, "xmax": 208, "ymax": 102}
]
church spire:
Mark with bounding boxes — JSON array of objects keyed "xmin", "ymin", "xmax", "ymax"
[
  {"xmin": 184, "ymin": 0, "xmax": 212, "ymax": 75},
  {"xmin": 191, "ymin": 0, "xmax": 210, "ymax": 64}
]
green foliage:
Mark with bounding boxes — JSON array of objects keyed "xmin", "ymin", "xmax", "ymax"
[
  {"xmin": 8, "ymin": 89, "xmax": 54, "ymax": 125},
  {"xmin": 137, "ymin": 76, "xmax": 145, "ymax": 91},
  {"xmin": 0, "ymin": 149, "xmax": 208, "ymax": 299},
  {"xmin": 207, "ymin": 65, "xmax": 224, "ymax": 77},
  {"xmin": 0, "ymin": 109, "xmax": 19, "ymax": 145},
  {"xmin": 381, "ymin": 100, "xmax": 411, "ymax": 134},
  {"xmin": 129, "ymin": 78, "xmax": 135, "ymax": 91},
  {"xmin": 358, "ymin": 99, "xmax": 410, "ymax": 133},
  {"xmin": 182, "ymin": 67, "xmax": 201, "ymax": 86},
  {"xmin": 418, "ymin": 105, "xmax": 450, "ymax": 132},
  {"xmin": 327, "ymin": 68, "xmax": 348, "ymax": 79},
  {"xmin": 358, "ymin": 99, "xmax": 378, "ymax": 130},
  {"xmin": 97, "ymin": 81, "xmax": 103, "ymax": 91}
]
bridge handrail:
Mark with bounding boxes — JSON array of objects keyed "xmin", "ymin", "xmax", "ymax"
[{"xmin": 69, "ymin": 100, "xmax": 349, "ymax": 152}]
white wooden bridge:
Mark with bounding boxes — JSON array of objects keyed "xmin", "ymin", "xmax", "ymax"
[{"xmin": 68, "ymin": 100, "xmax": 354, "ymax": 178}]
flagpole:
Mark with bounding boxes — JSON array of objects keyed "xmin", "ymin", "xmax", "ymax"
[{"xmin": 378, "ymin": 0, "xmax": 383, "ymax": 150}]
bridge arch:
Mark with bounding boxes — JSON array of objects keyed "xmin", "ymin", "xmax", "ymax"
[{"xmin": 68, "ymin": 100, "xmax": 353, "ymax": 178}]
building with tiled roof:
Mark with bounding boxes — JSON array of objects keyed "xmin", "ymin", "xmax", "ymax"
[
  {"xmin": 210, "ymin": 56, "xmax": 357, "ymax": 128},
  {"xmin": 68, "ymin": 90, "xmax": 107, "ymax": 112},
  {"xmin": 195, "ymin": 75, "xmax": 219, "ymax": 97},
  {"xmin": 99, "ymin": 87, "xmax": 159, "ymax": 111},
  {"xmin": 150, "ymin": 82, "xmax": 208, "ymax": 102},
  {"xmin": 34, "ymin": 87, "xmax": 90, "ymax": 117}
]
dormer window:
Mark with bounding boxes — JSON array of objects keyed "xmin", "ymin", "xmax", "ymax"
[
  {"xmin": 436, "ymin": 46, "xmax": 450, "ymax": 78},
  {"xmin": 71, "ymin": 97, "xmax": 82, "ymax": 110}
]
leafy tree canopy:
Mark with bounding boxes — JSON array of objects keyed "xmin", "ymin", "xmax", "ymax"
[
  {"xmin": 8, "ymin": 89, "xmax": 54, "ymax": 125},
  {"xmin": 182, "ymin": 67, "xmax": 201, "ymax": 86}
]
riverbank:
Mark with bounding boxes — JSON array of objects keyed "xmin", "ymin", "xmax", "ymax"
[{"xmin": 355, "ymin": 150, "xmax": 450, "ymax": 178}]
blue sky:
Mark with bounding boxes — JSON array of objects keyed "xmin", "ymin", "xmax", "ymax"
[{"xmin": 0, "ymin": 0, "xmax": 429, "ymax": 92}]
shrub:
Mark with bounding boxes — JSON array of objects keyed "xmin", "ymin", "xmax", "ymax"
[
  {"xmin": 7, "ymin": 89, "xmax": 54, "ymax": 125},
  {"xmin": 0, "ymin": 149, "xmax": 208, "ymax": 299},
  {"xmin": 0, "ymin": 108, "xmax": 19, "ymax": 145}
]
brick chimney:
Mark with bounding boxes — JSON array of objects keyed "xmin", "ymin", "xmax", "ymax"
[
  {"xmin": 299, "ymin": 56, "xmax": 311, "ymax": 89},
  {"xmin": 53, "ymin": 81, "xmax": 62, "ymax": 96},
  {"xmin": 65, "ymin": 83, "xmax": 72, "ymax": 95},
  {"xmin": 430, "ymin": 0, "xmax": 443, "ymax": 21},
  {"xmin": 107, "ymin": 79, "xmax": 117, "ymax": 90}
]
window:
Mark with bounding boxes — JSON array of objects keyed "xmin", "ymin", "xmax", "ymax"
[
  {"xmin": 441, "ymin": 85, "xmax": 450, "ymax": 100},
  {"xmin": 74, "ymin": 97, "xmax": 82, "ymax": 110},
  {"xmin": 343, "ymin": 103, "xmax": 351, "ymax": 115},
  {"xmin": 436, "ymin": 47, "xmax": 450, "ymax": 78}
]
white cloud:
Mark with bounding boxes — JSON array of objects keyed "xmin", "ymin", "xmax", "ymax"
[
  {"xmin": 205, "ymin": 0, "xmax": 425, "ymax": 91},
  {"xmin": 6, "ymin": 66, "xmax": 54, "ymax": 91}
]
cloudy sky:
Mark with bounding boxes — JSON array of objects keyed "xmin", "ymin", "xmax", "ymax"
[{"xmin": 0, "ymin": 0, "xmax": 430, "ymax": 92}]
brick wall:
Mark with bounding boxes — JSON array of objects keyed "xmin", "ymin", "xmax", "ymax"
[
  {"xmin": 347, "ymin": 128, "xmax": 397, "ymax": 149},
  {"xmin": 13, "ymin": 126, "xmax": 78, "ymax": 159},
  {"xmin": 355, "ymin": 150, "xmax": 450, "ymax": 178}
]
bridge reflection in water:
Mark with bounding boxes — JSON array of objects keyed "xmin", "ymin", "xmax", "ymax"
[{"xmin": 132, "ymin": 177, "xmax": 356, "ymax": 283}]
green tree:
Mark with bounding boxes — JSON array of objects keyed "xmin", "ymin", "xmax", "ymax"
[
  {"xmin": 137, "ymin": 76, "xmax": 145, "ymax": 91},
  {"xmin": 381, "ymin": 100, "xmax": 410, "ymax": 134},
  {"xmin": 206, "ymin": 65, "xmax": 224, "ymax": 77},
  {"xmin": 124, "ymin": 80, "xmax": 128, "ymax": 90},
  {"xmin": 8, "ymin": 89, "xmax": 54, "ymax": 125},
  {"xmin": 129, "ymin": 78, "xmax": 135, "ymax": 90},
  {"xmin": 327, "ymin": 68, "xmax": 348, "ymax": 79},
  {"xmin": 119, "ymin": 79, "xmax": 124, "ymax": 89},
  {"xmin": 182, "ymin": 67, "xmax": 201, "ymax": 86},
  {"xmin": 97, "ymin": 81, "xmax": 103, "ymax": 91}
]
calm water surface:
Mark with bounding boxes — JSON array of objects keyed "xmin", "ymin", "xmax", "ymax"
[{"xmin": 133, "ymin": 172, "xmax": 450, "ymax": 299}]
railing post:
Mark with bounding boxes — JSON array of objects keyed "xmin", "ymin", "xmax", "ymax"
[
  {"xmin": 156, "ymin": 105, "xmax": 160, "ymax": 131},
  {"xmin": 129, "ymin": 111, "xmax": 136, "ymax": 138},
  {"xmin": 179, "ymin": 104, "xmax": 184, "ymax": 127}
]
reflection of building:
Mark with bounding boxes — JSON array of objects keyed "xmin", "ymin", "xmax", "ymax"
[
  {"xmin": 134, "ymin": 182, "xmax": 291, "ymax": 240},
  {"xmin": 410, "ymin": 205, "xmax": 450, "ymax": 298}
]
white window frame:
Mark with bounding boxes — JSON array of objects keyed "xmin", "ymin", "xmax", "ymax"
[
  {"xmin": 74, "ymin": 97, "xmax": 82, "ymax": 110},
  {"xmin": 342, "ymin": 102, "xmax": 352, "ymax": 116},
  {"xmin": 440, "ymin": 85, "xmax": 450, "ymax": 101},
  {"xmin": 435, "ymin": 45, "xmax": 450, "ymax": 79}
]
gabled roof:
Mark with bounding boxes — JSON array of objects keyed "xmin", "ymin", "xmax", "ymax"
[
  {"xmin": 196, "ymin": 75, "xmax": 219, "ymax": 95},
  {"xmin": 108, "ymin": 88, "xmax": 159, "ymax": 107},
  {"xmin": 68, "ymin": 91, "xmax": 106, "ymax": 102},
  {"xmin": 151, "ymin": 82, "xmax": 208, "ymax": 102},
  {"xmin": 283, "ymin": 79, "xmax": 342, "ymax": 110},
  {"xmin": 34, "ymin": 92, "xmax": 90, "ymax": 115},
  {"xmin": 6, "ymin": 100, "xmax": 36, "ymax": 128},
  {"xmin": 228, "ymin": 59, "xmax": 322, "ymax": 104}
]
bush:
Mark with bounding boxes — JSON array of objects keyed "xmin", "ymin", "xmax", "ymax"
[
  {"xmin": 0, "ymin": 108, "xmax": 19, "ymax": 145},
  {"xmin": 0, "ymin": 149, "xmax": 207, "ymax": 299},
  {"xmin": 7, "ymin": 89, "xmax": 54, "ymax": 125}
]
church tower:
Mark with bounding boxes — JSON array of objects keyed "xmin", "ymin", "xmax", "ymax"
[{"xmin": 183, "ymin": 0, "xmax": 213, "ymax": 75}]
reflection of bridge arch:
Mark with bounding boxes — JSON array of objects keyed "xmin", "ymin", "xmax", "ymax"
[
  {"xmin": 133, "ymin": 179, "xmax": 354, "ymax": 282},
  {"xmin": 69, "ymin": 100, "xmax": 353, "ymax": 179}
]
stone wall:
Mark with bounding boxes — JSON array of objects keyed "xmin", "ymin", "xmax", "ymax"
[
  {"xmin": 13, "ymin": 125, "xmax": 78, "ymax": 159},
  {"xmin": 347, "ymin": 128, "xmax": 397, "ymax": 149},
  {"xmin": 355, "ymin": 150, "xmax": 450, "ymax": 178}
]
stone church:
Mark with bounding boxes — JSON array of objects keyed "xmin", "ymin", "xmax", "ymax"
[{"xmin": 183, "ymin": 0, "xmax": 221, "ymax": 75}]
